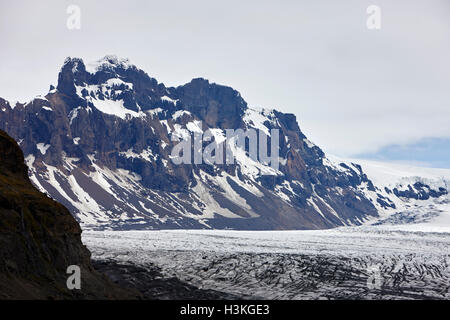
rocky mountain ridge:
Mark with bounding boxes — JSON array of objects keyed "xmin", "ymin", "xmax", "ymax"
[{"xmin": 0, "ymin": 55, "xmax": 447, "ymax": 230}]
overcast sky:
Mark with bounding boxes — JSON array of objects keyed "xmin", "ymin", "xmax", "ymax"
[{"xmin": 1, "ymin": 0, "xmax": 449, "ymax": 166}]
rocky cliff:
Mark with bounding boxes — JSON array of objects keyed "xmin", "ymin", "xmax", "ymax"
[{"xmin": 0, "ymin": 129, "xmax": 133, "ymax": 299}]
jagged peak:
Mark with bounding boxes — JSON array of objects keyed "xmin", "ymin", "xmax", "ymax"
[
  {"xmin": 57, "ymin": 55, "xmax": 143, "ymax": 98},
  {"xmin": 61, "ymin": 55, "xmax": 137, "ymax": 76},
  {"xmin": 63, "ymin": 56, "xmax": 84, "ymax": 64},
  {"xmin": 62, "ymin": 57, "xmax": 86, "ymax": 73},
  {"xmin": 85, "ymin": 55, "xmax": 136, "ymax": 74}
]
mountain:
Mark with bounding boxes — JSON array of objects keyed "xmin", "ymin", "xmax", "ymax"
[
  {"xmin": 0, "ymin": 55, "xmax": 447, "ymax": 230},
  {"xmin": 0, "ymin": 129, "xmax": 135, "ymax": 299}
]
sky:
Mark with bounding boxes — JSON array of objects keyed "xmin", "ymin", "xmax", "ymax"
[{"xmin": 1, "ymin": 0, "xmax": 449, "ymax": 167}]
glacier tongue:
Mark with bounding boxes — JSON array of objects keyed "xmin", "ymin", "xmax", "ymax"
[{"xmin": 83, "ymin": 226, "xmax": 450, "ymax": 299}]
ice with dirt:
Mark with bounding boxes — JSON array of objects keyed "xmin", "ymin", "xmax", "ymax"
[{"xmin": 83, "ymin": 226, "xmax": 450, "ymax": 299}]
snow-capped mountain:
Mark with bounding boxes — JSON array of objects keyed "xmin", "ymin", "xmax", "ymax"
[{"xmin": 0, "ymin": 55, "xmax": 447, "ymax": 230}]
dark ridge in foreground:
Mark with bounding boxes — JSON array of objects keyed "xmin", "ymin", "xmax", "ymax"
[
  {"xmin": 92, "ymin": 260, "xmax": 249, "ymax": 300},
  {"xmin": 0, "ymin": 129, "xmax": 135, "ymax": 299}
]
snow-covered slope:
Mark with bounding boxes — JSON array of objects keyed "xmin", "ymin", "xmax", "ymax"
[
  {"xmin": 344, "ymin": 158, "xmax": 450, "ymax": 191},
  {"xmin": 330, "ymin": 156, "xmax": 450, "ymax": 231}
]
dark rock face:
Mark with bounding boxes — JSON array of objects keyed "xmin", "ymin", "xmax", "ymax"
[
  {"xmin": 175, "ymin": 78, "xmax": 246, "ymax": 129},
  {"xmin": 392, "ymin": 182, "xmax": 448, "ymax": 200},
  {"xmin": 0, "ymin": 55, "xmax": 385, "ymax": 230},
  {"xmin": 0, "ymin": 130, "xmax": 134, "ymax": 299}
]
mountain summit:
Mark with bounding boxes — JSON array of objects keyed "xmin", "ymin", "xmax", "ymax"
[{"xmin": 0, "ymin": 56, "xmax": 446, "ymax": 230}]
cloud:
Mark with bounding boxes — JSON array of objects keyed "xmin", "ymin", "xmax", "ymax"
[{"xmin": 0, "ymin": 0, "xmax": 449, "ymax": 160}]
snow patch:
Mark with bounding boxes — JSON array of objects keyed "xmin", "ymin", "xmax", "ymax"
[{"xmin": 36, "ymin": 143, "xmax": 50, "ymax": 155}]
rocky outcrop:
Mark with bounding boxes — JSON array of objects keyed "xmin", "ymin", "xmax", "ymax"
[
  {"xmin": 392, "ymin": 182, "xmax": 448, "ymax": 200},
  {"xmin": 0, "ymin": 129, "xmax": 134, "ymax": 299}
]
